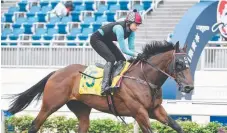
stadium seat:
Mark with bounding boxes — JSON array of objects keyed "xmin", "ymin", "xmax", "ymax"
[
  {"xmin": 18, "ymin": 2, "xmax": 27, "ymax": 11},
  {"xmin": 142, "ymin": 0, "xmax": 152, "ymax": 10},
  {"xmin": 34, "ymin": 28, "xmax": 46, "ymax": 36},
  {"xmin": 24, "ymin": 23, "xmax": 33, "ymax": 34},
  {"xmin": 49, "ymin": 16, "xmax": 61, "ymax": 24},
  {"xmin": 69, "ymin": 28, "xmax": 81, "ymax": 36},
  {"xmin": 29, "ymin": 6, "xmax": 40, "ymax": 13},
  {"xmin": 58, "ymin": 23, "xmax": 67, "ymax": 34},
  {"xmin": 96, "ymin": 5, "xmax": 108, "ymax": 13},
  {"xmin": 41, "ymin": 6, "xmax": 52, "ymax": 13},
  {"xmin": 15, "ymin": 17, "xmax": 27, "ymax": 25},
  {"xmin": 73, "ymin": 1, "xmax": 83, "ymax": 6},
  {"xmin": 84, "ymin": 1, "xmax": 94, "ymax": 11},
  {"xmin": 4, "ymin": 13, "xmax": 13, "ymax": 22},
  {"xmin": 119, "ymin": 0, "xmax": 129, "ymax": 10},
  {"xmin": 46, "ymin": 28, "xmax": 58, "ymax": 36},
  {"xmin": 40, "ymin": 1, "xmax": 49, "ymax": 7},
  {"xmin": 46, "ymin": 23, "xmax": 55, "ymax": 29},
  {"xmin": 26, "ymin": 12, "xmax": 36, "ymax": 18},
  {"xmin": 12, "ymin": 24, "xmax": 22, "ymax": 29},
  {"xmin": 8, "ymin": 7, "xmax": 19, "ymax": 13},
  {"xmin": 2, "ymin": 28, "xmax": 12, "ymax": 37},
  {"xmin": 96, "ymin": 16, "xmax": 107, "ymax": 24},
  {"xmin": 12, "ymin": 28, "xmax": 24, "ymax": 36},
  {"xmin": 37, "ymin": 13, "xmax": 47, "ymax": 22},
  {"xmin": 107, "ymin": 1, "xmax": 117, "ymax": 9},
  {"xmin": 78, "ymin": 28, "xmax": 93, "ymax": 40},
  {"xmin": 1, "ymin": 36, "xmax": 7, "ymax": 46},
  {"xmin": 27, "ymin": 16, "xmax": 38, "ymax": 24},
  {"xmin": 32, "ymin": 35, "xmax": 42, "ymax": 45},
  {"xmin": 81, "ymin": 16, "xmax": 95, "ymax": 28},
  {"xmin": 71, "ymin": 12, "xmax": 80, "ymax": 22},
  {"xmin": 74, "ymin": 5, "xmax": 85, "ymax": 12},
  {"xmin": 61, "ymin": 16, "xmax": 72, "ymax": 24}
]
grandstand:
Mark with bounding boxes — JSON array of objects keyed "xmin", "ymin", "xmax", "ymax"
[{"xmin": 1, "ymin": 0, "xmax": 227, "ymax": 132}]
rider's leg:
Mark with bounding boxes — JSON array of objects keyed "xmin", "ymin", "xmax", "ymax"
[
  {"xmin": 90, "ymin": 32, "xmax": 116, "ymax": 95},
  {"xmin": 107, "ymin": 41, "xmax": 126, "ymax": 62}
]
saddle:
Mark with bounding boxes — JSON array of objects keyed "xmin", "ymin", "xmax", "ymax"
[{"xmin": 95, "ymin": 60, "xmax": 126, "ymax": 78}]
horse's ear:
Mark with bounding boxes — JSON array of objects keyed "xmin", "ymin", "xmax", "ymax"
[
  {"xmin": 183, "ymin": 44, "xmax": 187, "ymax": 52},
  {"xmin": 174, "ymin": 41, "xmax": 180, "ymax": 52}
]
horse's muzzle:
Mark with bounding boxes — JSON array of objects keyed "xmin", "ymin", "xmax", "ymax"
[{"xmin": 182, "ymin": 85, "xmax": 194, "ymax": 93}]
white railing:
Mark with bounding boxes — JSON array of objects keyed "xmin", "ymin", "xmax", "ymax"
[{"xmin": 1, "ymin": 40, "xmax": 227, "ymax": 70}]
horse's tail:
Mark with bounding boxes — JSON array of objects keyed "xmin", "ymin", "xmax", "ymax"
[{"xmin": 7, "ymin": 71, "xmax": 56, "ymax": 115}]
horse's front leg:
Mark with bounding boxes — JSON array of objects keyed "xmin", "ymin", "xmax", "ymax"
[
  {"xmin": 134, "ymin": 107, "xmax": 153, "ymax": 133},
  {"xmin": 150, "ymin": 105, "xmax": 184, "ymax": 133}
]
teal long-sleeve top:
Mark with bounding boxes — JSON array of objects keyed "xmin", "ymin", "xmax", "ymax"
[{"xmin": 112, "ymin": 25, "xmax": 135, "ymax": 56}]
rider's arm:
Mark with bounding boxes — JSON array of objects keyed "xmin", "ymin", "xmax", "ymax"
[
  {"xmin": 112, "ymin": 25, "xmax": 135, "ymax": 56},
  {"xmin": 128, "ymin": 32, "xmax": 135, "ymax": 52}
]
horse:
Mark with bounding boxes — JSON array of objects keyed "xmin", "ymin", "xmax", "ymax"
[{"xmin": 7, "ymin": 40, "xmax": 194, "ymax": 133}]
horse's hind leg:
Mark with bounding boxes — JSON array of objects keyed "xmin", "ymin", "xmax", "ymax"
[
  {"xmin": 151, "ymin": 105, "xmax": 184, "ymax": 133},
  {"xmin": 67, "ymin": 100, "xmax": 91, "ymax": 133},
  {"xmin": 28, "ymin": 84, "xmax": 70, "ymax": 132}
]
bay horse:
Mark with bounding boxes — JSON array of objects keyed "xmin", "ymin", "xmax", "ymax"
[{"xmin": 7, "ymin": 41, "xmax": 194, "ymax": 133}]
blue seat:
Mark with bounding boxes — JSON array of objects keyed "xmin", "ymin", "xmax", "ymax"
[
  {"xmin": 4, "ymin": 13, "xmax": 13, "ymax": 22},
  {"xmin": 26, "ymin": 12, "xmax": 36, "ymax": 18},
  {"xmin": 8, "ymin": 7, "xmax": 19, "ymax": 13},
  {"xmin": 50, "ymin": 1, "xmax": 58, "ymax": 9},
  {"xmin": 96, "ymin": 16, "xmax": 107, "ymax": 24},
  {"xmin": 93, "ymin": 23, "xmax": 101, "ymax": 32},
  {"xmin": 2, "ymin": 28, "xmax": 12, "ymax": 37},
  {"xmin": 34, "ymin": 28, "xmax": 46, "ymax": 36},
  {"xmin": 61, "ymin": 16, "xmax": 72, "ymax": 24},
  {"xmin": 29, "ymin": 6, "xmax": 40, "ymax": 13},
  {"xmin": 83, "ymin": 16, "xmax": 95, "ymax": 24},
  {"xmin": 46, "ymin": 28, "xmax": 58, "ymax": 36},
  {"xmin": 84, "ymin": 1, "xmax": 94, "ymax": 10},
  {"xmin": 18, "ymin": 2, "xmax": 27, "ymax": 12},
  {"xmin": 37, "ymin": 13, "xmax": 46, "ymax": 22},
  {"xmin": 78, "ymin": 28, "xmax": 93, "ymax": 40},
  {"xmin": 12, "ymin": 24, "xmax": 22, "ymax": 29},
  {"xmin": 81, "ymin": 16, "xmax": 95, "ymax": 28},
  {"xmin": 73, "ymin": 1, "xmax": 83, "ymax": 6},
  {"xmin": 69, "ymin": 28, "xmax": 81, "ymax": 36},
  {"xmin": 97, "ymin": 5, "xmax": 108, "ymax": 13},
  {"xmin": 67, "ymin": 35, "xmax": 77, "ymax": 46},
  {"xmin": 71, "ymin": 11, "xmax": 80, "ymax": 22},
  {"xmin": 32, "ymin": 35, "xmax": 42, "ymax": 45},
  {"xmin": 15, "ymin": 17, "xmax": 26, "ymax": 25},
  {"xmin": 24, "ymin": 23, "xmax": 33, "ymax": 34},
  {"xmin": 12, "ymin": 28, "xmax": 24, "ymax": 36},
  {"xmin": 40, "ymin": 2, "xmax": 49, "ymax": 7},
  {"xmin": 119, "ymin": 1, "xmax": 129, "ymax": 10},
  {"xmin": 58, "ymin": 23, "xmax": 67, "ymax": 34},
  {"xmin": 41, "ymin": 6, "xmax": 52, "ymax": 13},
  {"xmin": 94, "ymin": 12, "xmax": 104, "ymax": 20},
  {"xmin": 107, "ymin": 1, "xmax": 117, "ymax": 9},
  {"xmin": 1, "ymin": 36, "xmax": 7, "ymax": 46},
  {"xmin": 9, "ymin": 35, "xmax": 18, "ymax": 45},
  {"xmin": 27, "ymin": 17, "xmax": 38, "ymax": 24},
  {"xmin": 49, "ymin": 16, "xmax": 60, "ymax": 24},
  {"xmin": 46, "ymin": 23, "xmax": 55, "ymax": 29},
  {"xmin": 109, "ymin": 4, "xmax": 120, "ymax": 13},
  {"xmin": 132, "ymin": 4, "xmax": 144, "ymax": 11},
  {"xmin": 143, "ymin": 0, "xmax": 152, "ymax": 10},
  {"xmin": 74, "ymin": 5, "xmax": 85, "ymax": 12}
]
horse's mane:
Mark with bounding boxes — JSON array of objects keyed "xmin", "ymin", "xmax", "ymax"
[{"xmin": 128, "ymin": 40, "xmax": 174, "ymax": 63}]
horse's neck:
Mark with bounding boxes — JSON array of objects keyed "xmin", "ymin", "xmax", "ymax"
[{"xmin": 145, "ymin": 50, "xmax": 173, "ymax": 87}]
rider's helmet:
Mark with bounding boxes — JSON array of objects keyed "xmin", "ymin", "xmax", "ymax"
[
  {"xmin": 65, "ymin": 1, "xmax": 74, "ymax": 11},
  {"xmin": 125, "ymin": 9, "xmax": 142, "ymax": 24}
]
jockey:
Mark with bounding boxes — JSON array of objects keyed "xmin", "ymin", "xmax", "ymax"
[{"xmin": 90, "ymin": 9, "xmax": 142, "ymax": 95}]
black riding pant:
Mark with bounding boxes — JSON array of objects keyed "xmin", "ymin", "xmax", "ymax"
[{"xmin": 90, "ymin": 31, "xmax": 126, "ymax": 64}]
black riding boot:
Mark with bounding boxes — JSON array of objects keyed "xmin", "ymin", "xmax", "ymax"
[{"xmin": 101, "ymin": 62, "xmax": 113, "ymax": 95}]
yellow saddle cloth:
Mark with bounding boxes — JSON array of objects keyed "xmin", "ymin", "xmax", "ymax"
[{"xmin": 79, "ymin": 62, "xmax": 130, "ymax": 96}]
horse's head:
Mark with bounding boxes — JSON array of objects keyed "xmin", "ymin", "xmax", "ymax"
[{"xmin": 169, "ymin": 42, "xmax": 194, "ymax": 93}]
